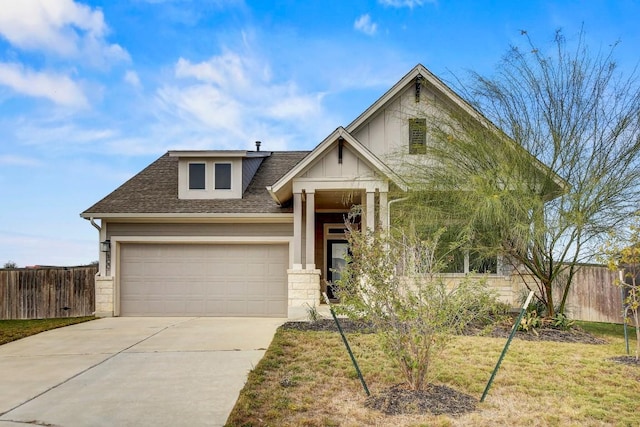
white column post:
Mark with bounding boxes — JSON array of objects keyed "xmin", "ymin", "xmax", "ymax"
[
  {"xmin": 293, "ymin": 192, "xmax": 303, "ymax": 269},
  {"xmin": 305, "ymin": 191, "xmax": 315, "ymax": 269},
  {"xmin": 379, "ymin": 191, "xmax": 388, "ymax": 232},
  {"xmin": 366, "ymin": 191, "xmax": 376, "ymax": 232}
]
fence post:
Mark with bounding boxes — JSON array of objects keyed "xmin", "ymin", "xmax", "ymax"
[{"xmin": 481, "ymin": 290, "xmax": 534, "ymax": 402}]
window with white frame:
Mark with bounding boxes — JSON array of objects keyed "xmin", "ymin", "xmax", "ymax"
[
  {"xmin": 188, "ymin": 163, "xmax": 206, "ymax": 189},
  {"xmin": 214, "ymin": 163, "xmax": 231, "ymax": 190}
]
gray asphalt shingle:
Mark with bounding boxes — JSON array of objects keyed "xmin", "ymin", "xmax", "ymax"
[{"xmin": 82, "ymin": 151, "xmax": 309, "ymax": 215}]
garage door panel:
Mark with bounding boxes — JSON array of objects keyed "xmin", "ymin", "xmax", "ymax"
[{"xmin": 120, "ymin": 243, "xmax": 288, "ymax": 317}]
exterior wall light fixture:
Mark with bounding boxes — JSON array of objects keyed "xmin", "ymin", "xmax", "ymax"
[{"xmin": 100, "ymin": 240, "xmax": 111, "ymax": 253}]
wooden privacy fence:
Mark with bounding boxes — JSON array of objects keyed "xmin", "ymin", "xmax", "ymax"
[
  {"xmin": 0, "ymin": 265, "xmax": 96, "ymax": 319},
  {"xmin": 563, "ymin": 264, "xmax": 623, "ymax": 324}
]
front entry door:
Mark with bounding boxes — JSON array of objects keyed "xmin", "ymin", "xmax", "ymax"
[{"xmin": 326, "ymin": 239, "xmax": 348, "ymax": 300}]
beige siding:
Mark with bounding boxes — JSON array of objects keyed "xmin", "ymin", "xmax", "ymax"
[{"xmin": 107, "ymin": 222, "xmax": 293, "ymax": 238}]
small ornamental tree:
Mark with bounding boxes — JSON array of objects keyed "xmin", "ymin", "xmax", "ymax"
[
  {"xmin": 603, "ymin": 220, "xmax": 640, "ymax": 361},
  {"xmin": 400, "ymin": 28, "xmax": 640, "ymax": 320},
  {"xmin": 335, "ymin": 213, "xmax": 500, "ymax": 390}
]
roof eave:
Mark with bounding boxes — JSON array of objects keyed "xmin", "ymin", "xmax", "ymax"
[{"xmin": 80, "ymin": 212, "xmax": 293, "ymax": 223}]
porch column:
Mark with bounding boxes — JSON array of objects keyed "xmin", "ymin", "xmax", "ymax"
[
  {"xmin": 293, "ymin": 192, "xmax": 303, "ymax": 269},
  {"xmin": 379, "ymin": 191, "xmax": 388, "ymax": 232},
  {"xmin": 366, "ymin": 191, "xmax": 376, "ymax": 231},
  {"xmin": 305, "ymin": 191, "xmax": 315, "ymax": 269}
]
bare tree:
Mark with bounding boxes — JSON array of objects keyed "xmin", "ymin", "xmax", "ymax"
[{"xmin": 401, "ymin": 28, "xmax": 640, "ymax": 318}]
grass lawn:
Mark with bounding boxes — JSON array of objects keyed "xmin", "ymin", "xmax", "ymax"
[
  {"xmin": 227, "ymin": 322, "xmax": 640, "ymax": 426},
  {"xmin": 0, "ymin": 317, "xmax": 95, "ymax": 345}
]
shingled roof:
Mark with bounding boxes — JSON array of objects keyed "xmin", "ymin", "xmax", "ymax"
[{"xmin": 82, "ymin": 151, "xmax": 309, "ymax": 216}]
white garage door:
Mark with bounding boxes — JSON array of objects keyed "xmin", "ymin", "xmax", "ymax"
[{"xmin": 119, "ymin": 243, "xmax": 288, "ymax": 317}]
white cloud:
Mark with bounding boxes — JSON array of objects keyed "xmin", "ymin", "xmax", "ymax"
[
  {"xmin": 124, "ymin": 70, "xmax": 141, "ymax": 88},
  {"xmin": 0, "ymin": 62, "xmax": 88, "ymax": 108},
  {"xmin": 379, "ymin": 0, "xmax": 432, "ymax": 8},
  {"xmin": 157, "ymin": 50, "xmax": 330, "ymax": 150},
  {"xmin": 0, "ymin": 0, "xmax": 129, "ymax": 66},
  {"xmin": 354, "ymin": 14, "xmax": 378, "ymax": 36}
]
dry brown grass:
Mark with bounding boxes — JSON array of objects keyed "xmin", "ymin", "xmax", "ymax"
[{"xmin": 226, "ymin": 326, "xmax": 640, "ymax": 427}]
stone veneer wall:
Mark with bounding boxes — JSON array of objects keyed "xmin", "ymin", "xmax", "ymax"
[
  {"xmin": 95, "ymin": 276, "xmax": 115, "ymax": 317},
  {"xmin": 287, "ymin": 269, "xmax": 321, "ymax": 319}
]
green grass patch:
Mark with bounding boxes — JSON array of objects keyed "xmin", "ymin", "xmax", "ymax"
[
  {"xmin": 0, "ymin": 317, "xmax": 95, "ymax": 345},
  {"xmin": 576, "ymin": 321, "xmax": 631, "ymax": 339},
  {"xmin": 227, "ymin": 323, "xmax": 640, "ymax": 426}
]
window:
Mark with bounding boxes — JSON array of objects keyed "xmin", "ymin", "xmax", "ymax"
[
  {"xmin": 214, "ymin": 163, "xmax": 231, "ymax": 190},
  {"xmin": 469, "ymin": 251, "xmax": 498, "ymax": 274},
  {"xmin": 441, "ymin": 249, "xmax": 498, "ymax": 274},
  {"xmin": 409, "ymin": 118, "xmax": 427, "ymax": 154},
  {"xmin": 188, "ymin": 163, "xmax": 206, "ymax": 189}
]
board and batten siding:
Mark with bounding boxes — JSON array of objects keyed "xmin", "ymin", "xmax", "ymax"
[
  {"xmin": 300, "ymin": 143, "xmax": 377, "ymax": 180},
  {"xmin": 351, "ymin": 83, "xmax": 438, "ymax": 158}
]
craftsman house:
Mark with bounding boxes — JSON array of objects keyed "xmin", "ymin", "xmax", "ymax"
[{"xmin": 82, "ymin": 64, "xmax": 552, "ymax": 318}]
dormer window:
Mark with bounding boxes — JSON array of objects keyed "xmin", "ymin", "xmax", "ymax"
[
  {"xmin": 409, "ymin": 118, "xmax": 426, "ymax": 154},
  {"xmin": 214, "ymin": 163, "xmax": 232, "ymax": 190},
  {"xmin": 172, "ymin": 150, "xmax": 270, "ymax": 200},
  {"xmin": 189, "ymin": 163, "xmax": 206, "ymax": 189}
]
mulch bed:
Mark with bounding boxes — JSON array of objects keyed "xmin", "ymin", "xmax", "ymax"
[
  {"xmin": 281, "ymin": 318, "xmax": 608, "ymax": 345},
  {"xmin": 281, "ymin": 318, "xmax": 376, "ymax": 334},
  {"xmin": 365, "ymin": 383, "xmax": 477, "ymax": 416},
  {"xmin": 468, "ymin": 322, "xmax": 609, "ymax": 345},
  {"xmin": 609, "ymin": 355, "xmax": 640, "ymax": 367}
]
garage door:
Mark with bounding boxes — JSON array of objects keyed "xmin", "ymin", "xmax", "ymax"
[{"xmin": 119, "ymin": 243, "xmax": 288, "ymax": 317}]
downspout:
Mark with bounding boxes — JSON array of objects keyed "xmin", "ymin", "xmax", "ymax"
[
  {"xmin": 83, "ymin": 216, "xmax": 106, "ymax": 277},
  {"xmin": 88, "ymin": 217, "xmax": 101, "ymax": 232},
  {"xmin": 387, "ymin": 197, "xmax": 409, "ymax": 230}
]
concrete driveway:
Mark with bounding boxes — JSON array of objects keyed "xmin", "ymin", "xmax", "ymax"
[{"xmin": 0, "ymin": 317, "xmax": 283, "ymax": 427}]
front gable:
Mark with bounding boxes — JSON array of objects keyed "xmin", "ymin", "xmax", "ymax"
[
  {"xmin": 267, "ymin": 127, "xmax": 406, "ymax": 205},
  {"xmin": 300, "ymin": 137, "xmax": 375, "ymax": 180}
]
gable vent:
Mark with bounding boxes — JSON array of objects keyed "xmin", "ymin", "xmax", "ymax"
[{"xmin": 415, "ymin": 74, "xmax": 423, "ymax": 103}]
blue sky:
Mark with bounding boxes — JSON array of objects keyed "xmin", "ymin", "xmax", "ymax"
[{"xmin": 1, "ymin": 0, "xmax": 639, "ymax": 267}]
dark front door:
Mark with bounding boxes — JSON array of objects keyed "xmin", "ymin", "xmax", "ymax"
[{"xmin": 326, "ymin": 239, "xmax": 348, "ymax": 300}]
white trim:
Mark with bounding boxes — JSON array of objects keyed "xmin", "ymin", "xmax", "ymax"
[
  {"xmin": 293, "ymin": 193, "xmax": 302, "ymax": 267},
  {"xmin": 305, "ymin": 191, "xmax": 315, "ymax": 269},
  {"xmin": 170, "ymin": 150, "xmax": 248, "ymax": 158},
  {"xmin": 81, "ymin": 213, "xmax": 293, "ymax": 222},
  {"xmin": 293, "ymin": 178, "xmax": 387, "ymax": 194},
  {"xmin": 113, "ymin": 235, "xmax": 293, "ymax": 244},
  {"xmin": 169, "ymin": 150, "xmax": 272, "ymax": 159},
  {"xmin": 323, "ymin": 223, "xmax": 348, "ymax": 293}
]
